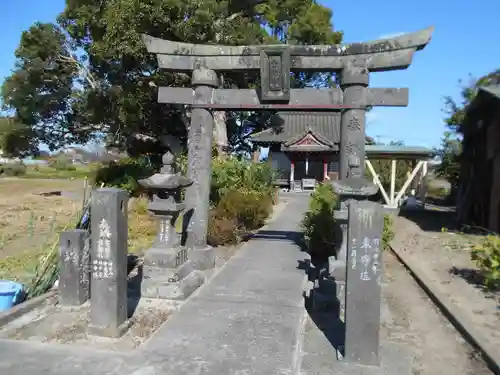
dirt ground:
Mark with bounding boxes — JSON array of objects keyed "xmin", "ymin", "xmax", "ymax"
[
  {"xmin": 0, "ymin": 178, "xmax": 87, "ymax": 257},
  {"xmin": 382, "ymin": 251, "xmax": 492, "ymax": 375},
  {"xmin": 391, "ymin": 206, "xmax": 500, "ymax": 363},
  {"xmin": 0, "ymin": 292, "xmax": 177, "ymax": 352},
  {"xmin": 0, "ymin": 179, "xmax": 87, "ymax": 280}
]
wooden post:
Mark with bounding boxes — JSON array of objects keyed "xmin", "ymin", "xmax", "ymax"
[
  {"xmin": 252, "ymin": 149, "xmax": 260, "ymax": 163},
  {"xmin": 418, "ymin": 161, "xmax": 428, "ymax": 202},
  {"xmin": 390, "ymin": 159, "xmax": 397, "ymax": 206}
]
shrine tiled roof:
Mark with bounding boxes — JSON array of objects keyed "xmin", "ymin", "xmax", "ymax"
[{"xmin": 250, "ymin": 112, "xmax": 340, "ymax": 145}]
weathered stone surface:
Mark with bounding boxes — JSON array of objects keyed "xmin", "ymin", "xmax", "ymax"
[
  {"xmin": 188, "ymin": 246, "xmax": 216, "ymax": 270},
  {"xmin": 366, "ymin": 88, "xmax": 408, "ymax": 106},
  {"xmin": 143, "ymin": 259, "xmax": 194, "ymax": 281},
  {"xmin": 339, "ymin": 65, "xmax": 369, "ymax": 180},
  {"xmin": 88, "ymin": 188, "xmax": 129, "ymax": 338},
  {"xmin": 143, "ymin": 247, "xmax": 187, "ymax": 269},
  {"xmin": 260, "ymin": 48, "xmax": 291, "ymax": 101},
  {"xmin": 158, "ymin": 87, "xmax": 409, "ymax": 109},
  {"xmin": 332, "ymin": 178, "xmax": 379, "ymax": 197},
  {"xmin": 184, "ymin": 67, "xmax": 217, "ymax": 252},
  {"xmin": 58, "ymin": 229, "xmax": 90, "ymax": 307},
  {"xmin": 154, "ymin": 50, "xmax": 423, "ymax": 72},
  {"xmin": 144, "ymin": 27, "xmax": 433, "ymax": 57},
  {"xmin": 344, "ymin": 200, "xmax": 385, "ymax": 366}
]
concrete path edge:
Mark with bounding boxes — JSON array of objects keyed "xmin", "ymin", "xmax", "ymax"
[
  {"xmin": 0, "ymin": 290, "xmax": 56, "ymax": 328},
  {"xmin": 389, "ymin": 244, "xmax": 500, "ymax": 375}
]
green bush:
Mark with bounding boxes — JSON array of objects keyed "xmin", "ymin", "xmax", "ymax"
[
  {"xmin": 426, "ymin": 185, "xmax": 449, "ymax": 199},
  {"xmin": 93, "ymin": 158, "xmax": 156, "ymax": 196},
  {"xmin": 210, "ymin": 158, "xmax": 276, "ymax": 205},
  {"xmin": 177, "ymin": 154, "xmax": 276, "ymax": 205},
  {"xmin": 0, "ymin": 163, "xmax": 27, "ymax": 176},
  {"xmin": 471, "ymin": 235, "xmax": 500, "ymax": 289},
  {"xmin": 49, "ymin": 157, "xmax": 76, "ymax": 171},
  {"xmin": 382, "ymin": 214, "xmax": 395, "ymax": 251},
  {"xmin": 302, "ymin": 183, "xmax": 394, "ymax": 258},
  {"xmin": 301, "ymin": 183, "xmax": 338, "ymax": 259},
  {"xmin": 215, "ymin": 189, "xmax": 273, "ymax": 230}
]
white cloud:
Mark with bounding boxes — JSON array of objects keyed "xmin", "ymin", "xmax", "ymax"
[{"xmin": 378, "ymin": 32, "xmax": 405, "ymax": 40}]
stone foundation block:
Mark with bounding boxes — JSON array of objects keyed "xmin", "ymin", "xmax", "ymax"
[{"xmin": 189, "ymin": 246, "xmax": 215, "ymax": 270}]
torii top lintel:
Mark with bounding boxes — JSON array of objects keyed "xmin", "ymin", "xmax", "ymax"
[{"xmin": 143, "ymin": 26, "xmax": 433, "ymax": 72}]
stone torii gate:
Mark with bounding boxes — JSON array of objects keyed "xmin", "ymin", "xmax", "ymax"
[
  {"xmin": 143, "ymin": 27, "xmax": 433, "ymax": 371},
  {"xmin": 143, "ymin": 27, "xmax": 433, "ymax": 256}
]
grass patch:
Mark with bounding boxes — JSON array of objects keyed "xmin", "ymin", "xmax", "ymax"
[{"xmin": 22, "ymin": 165, "xmax": 96, "ymax": 180}]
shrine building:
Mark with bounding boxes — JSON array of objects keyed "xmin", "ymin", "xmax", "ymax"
[{"xmin": 250, "ymin": 111, "xmax": 433, "ymax": 208}]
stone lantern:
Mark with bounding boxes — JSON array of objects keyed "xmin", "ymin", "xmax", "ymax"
[{"xmin": 138, "ymin": 151, "xmax": 204, "ymax": 300}]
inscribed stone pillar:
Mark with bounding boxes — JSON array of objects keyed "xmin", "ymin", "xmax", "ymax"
[
  {"xmin": 344, "ymin": 200, "xmax": 384, "ymax": 366},
  {"xmin": 333, "ymin": 63, "xmax": 370, "ymax": 283},
  {"xmin": 88, "ymin": 188, "xmax": 129, "ymax": 338},
  {"xmin": 339, "ymin": 63, "xmax": 369, "ymax": 180},
  {"xmin": 58, "ymin": 229, "xmax": 89, "ymax": 306},
  {"xmin": 185, "ymin": 65, "xmax": 217, "ymax": 269}
]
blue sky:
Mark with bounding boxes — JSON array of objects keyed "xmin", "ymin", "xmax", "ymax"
[{"xmin": 1, "ymin": 0, "xmax": 499, "ymax": 149}]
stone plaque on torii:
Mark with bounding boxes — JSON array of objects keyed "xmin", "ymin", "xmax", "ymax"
[{"xmin": 143, "ymin": 27, "xmax": 433, "ymax": 372}]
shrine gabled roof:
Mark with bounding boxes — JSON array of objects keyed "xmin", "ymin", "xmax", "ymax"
[{"xmin": 250, "ymin": 112, "xmax": 340, "ymax": 145}]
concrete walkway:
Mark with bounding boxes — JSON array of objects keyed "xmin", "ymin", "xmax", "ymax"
[{"xmin": 0, "ymin": 194, "xmax": 311, "ymax": 375}]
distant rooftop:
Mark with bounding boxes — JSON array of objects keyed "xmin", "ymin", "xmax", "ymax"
[{"xmin": 365, "ymin": 145, "xmax": 434, "ymax": 159}]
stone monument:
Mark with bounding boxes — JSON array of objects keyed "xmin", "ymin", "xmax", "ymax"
[
  {"xmin": 58, "ymin": 229, "xmax": 90, "ymax": 307},
  {"xmin": 88, "ymin": 188, "xmax": 130, "ymax": 338},
  {"xmin": 344, "ymin": 200, "xmax": 385, "ymax": 366},
  {"xmin": 139, "ymin": 151, "xmax": 205, "ymax": 300}
]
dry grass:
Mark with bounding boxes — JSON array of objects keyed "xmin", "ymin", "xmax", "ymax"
[
  {"xmin": 128, "ymin": 197, "xmax": 156, "ymax": 255},
  {"xmin": 0, "ymin": 178, "xmax": 157, "ymax": 282},
  {"xmin": 0, "ymin": 179, "xmax": 86, "ymax": 281}
]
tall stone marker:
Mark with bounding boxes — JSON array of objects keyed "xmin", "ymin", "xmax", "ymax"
[
  {"xmin": 344, "ymin": 200, "xmax": 384, "ymax": 366},
  {"xmin": 58, "ymin": 229, "xmax": 90, "ymax": 306},
  {"xmin": 88, "ymin": 188, "xmax": 129, "ymax": 338}
]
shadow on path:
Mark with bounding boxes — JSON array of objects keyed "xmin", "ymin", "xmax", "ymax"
[
  {"xmin": 251, "ymin": 230, "xmax": 308, "ymax": 251},
  {"xmin": 449, "ymin": 267, "xmax": 500, "ymax": 309},
  {"xmin": 399, "ymin": 205, "xmax": 458, "ymax": 232}
]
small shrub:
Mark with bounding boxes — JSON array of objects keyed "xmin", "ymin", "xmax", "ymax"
[
  {"xmin": 49, "ymin": 157, "xmax": 76, "ymax": 171},
  {"xmin": 382, "ymin": 214, "xmax": 395, "ymax": 251},
  {"xmin": 207, "ymin": 212, "xmax": 239, "ymax": 246},
  {"xmin": 427, "ymin": 185, "xmax": 449, "ymax": 199},
  {"xmin": 215, "ymin": 189, "xmax": 272, "ymax": 230},
  {"xmin": 1, "ymin": 163, "xmax": 27, "ymax": 176},
  {"xmin": 301, "ymin": 183, "xmax": 338, "ymax": 259},
  {"xmin": 471, "ymin": 235, "xmax": 500, "ymax": 289},
  {"xmin": 93, "ymin": 158, "xmax": 156, "ymax": 196},
  {"xmin": 210, "ymin": 157, "xmax": 276, "ymax": 205}
]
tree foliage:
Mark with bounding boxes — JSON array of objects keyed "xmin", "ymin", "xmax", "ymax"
[
  {"xmin": 0, "ymin": 117, "xmax": 38, "ymax": 158},
  {"xmin": 1, "ymin": 0, "xmax": 342, "ymax": 157},
  {"xmin": 435, "ymin": 69, "xmax": 500, "ymax": 193}
]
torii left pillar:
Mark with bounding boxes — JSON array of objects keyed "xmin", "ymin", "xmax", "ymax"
[{"xmin": 184, "ymin": 65, "xmax": 217, "ymax": 270}]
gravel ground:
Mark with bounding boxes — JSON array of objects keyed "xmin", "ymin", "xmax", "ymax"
[
  {"xmin": 382, "ymin": 251, "xmax": 492, "ymax": 375},
  {"xmin": 392, "ymin": 207, "xmax": 500, "ymax": 360}
]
